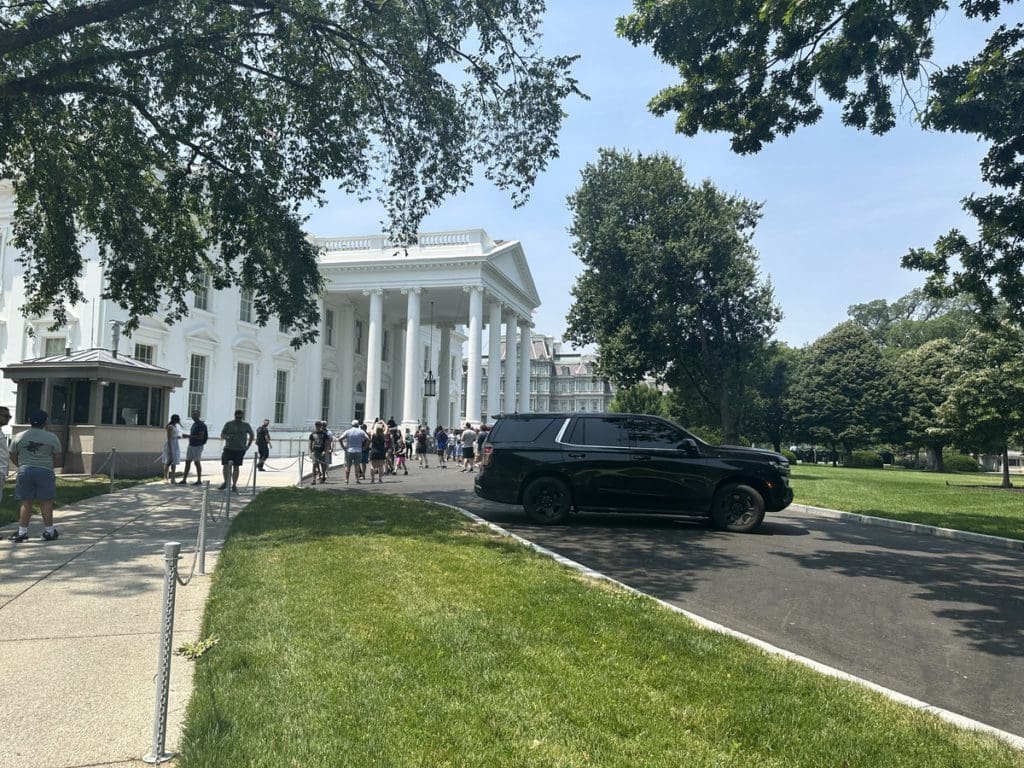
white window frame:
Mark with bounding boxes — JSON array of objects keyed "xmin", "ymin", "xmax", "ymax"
[
  {"xmin": 188, "ymin": 354, "xmax": 208, "ymax": 415},
  {"xmin": 43, "ymin": 336, "xmax": 67, "ymax": 357},
  {"xmin": 235, "ymin": 362, "xmax": 252, "ymax": 414},
  {"xmin": 194, "ymin": 274, "xmax": 212, "ymax": 311},
  {"xmin": 239, "ymin": 288, "xmax": 254, "ymax": 324},
  {"xmin": 133, "ymin": 343, "xmax": 155, "ymax": 364},
  {"xmin": 325, "ymin": 308, "xmax": 335, "ymax": 347},
  {"xmin": 274, "ymin": 369, "xmax": 288, "ymax": 424}
]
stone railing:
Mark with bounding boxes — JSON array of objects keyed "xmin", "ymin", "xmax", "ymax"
[{"xmin": 316, "ymin": 229, "xmax": 490, "ymax": 254}]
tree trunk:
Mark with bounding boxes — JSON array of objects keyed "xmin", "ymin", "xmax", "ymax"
[
  {"xmin": 720, "ymin": 387, "xmax": 740, "ymax": 445},
  {"xmin": 927, "ymin": 445, "xmax": 944, "ymax": 473},
  {"xmin": 1002, "ymin": 445, "xmax": 1012, "ymax": 489}
]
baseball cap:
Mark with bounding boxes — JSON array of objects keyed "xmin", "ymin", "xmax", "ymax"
[
  {"xmin": 29, "ymin": 409, "xmax": 48, "ymax": 427},
  {"xmin": 351, "ymin": 419, "xmax": 359, "ymax": 426}
]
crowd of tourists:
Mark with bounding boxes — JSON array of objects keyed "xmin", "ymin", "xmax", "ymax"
[{"xmin": 305, "ymin": 418, "xmax": 491, "ymax": 485}]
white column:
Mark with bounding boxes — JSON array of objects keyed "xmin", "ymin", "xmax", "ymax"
[
  {"xmin": 364, "ymin": 289, "xmax": 384, "ymax": 422},
  {"xmin": 504, "ymin": 310, "xmax": 518, "ymax": 413},
  {"xmin": 465, "ymin": 286, "xmax": 483, "ymax": 425},
  {"xmin": 519, "ymin": 321, "xmax": 532, "ymax": 412},
  {"xmin": 305, "ymin": 297, "xmax": 325, "ymax": 425},
  {"xmin": 486, "ymin": 299, "xmax": 502, "ymax": 422},
  {"xmin": 388, "ymin": 322, "xmax": 403, "ymax": 421},
  {"xmin": 402, "ymin": 288, "xmax": 422, "ymax": 431},
  {"xmin": 438, "ymin": 325, "xmax": 452, "ymax": 428},
  {"xmin": 338, "ymin": 300, "xmax": 355, "ymax": 423},
  {"xmin": 394, "ymin": 325, "xmax": 407, "ymax": 423}
]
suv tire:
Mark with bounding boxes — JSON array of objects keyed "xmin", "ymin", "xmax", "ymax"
[
  {"xmin": 710, "ymin": 483, "xmax": 765, "ymax": 533},
  {"xmin": 522, "ymin": 477, "xmax": 571, "ymax": 524}
]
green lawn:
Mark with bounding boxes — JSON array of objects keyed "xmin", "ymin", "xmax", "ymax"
[
  {"xmin": 0, "ymin": 475, "xmax": 157, "ymax": 527},
  {"xmin": 791, "ymin": 464, "xmax": 1024, "ymax": 541},
  {"xmin": 179, "ymin": 490, "xmax": 1022, "ymax": 767}
]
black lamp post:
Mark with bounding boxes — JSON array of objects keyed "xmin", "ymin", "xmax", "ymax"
[{"xmin": 424, "ymin": 301, "xmax": 437, "ymax": 397}]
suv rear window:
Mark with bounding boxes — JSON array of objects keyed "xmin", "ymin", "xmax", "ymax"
[{"xmin": 489, "ymin": 417, "xmax": 561, "ymax": 443}]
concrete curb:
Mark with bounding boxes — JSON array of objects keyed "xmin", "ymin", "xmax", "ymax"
[
  {"xmin": 790, "ymin": 503, "xmax": 1024, "ymax": 551},
  {"xmin": 427, "ymin": 500, "xmax": 1024, "ymax": 753}
]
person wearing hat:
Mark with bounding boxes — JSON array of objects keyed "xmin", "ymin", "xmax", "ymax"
[
  {"xmin": 8, "ymin": 409, "xmax": 62, "ymax": 543},
  {"xmin": 340, "ymin": 419, "xmax": 368, "ymax": 485}
]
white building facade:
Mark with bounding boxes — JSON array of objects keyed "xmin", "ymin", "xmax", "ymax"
[{"xmin": 0, "ymin": 182, "xmax": 540, "ymax": 435}]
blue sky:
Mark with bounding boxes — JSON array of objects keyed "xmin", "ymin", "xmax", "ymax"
[{"xmin": 302, "ymin": 2, "xmax": 1018, "ymax": 348}]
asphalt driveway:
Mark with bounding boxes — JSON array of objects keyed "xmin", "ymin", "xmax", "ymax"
[{"xmin": 319, "ymin": 467, "xmax": 1024, "ymax": 740}]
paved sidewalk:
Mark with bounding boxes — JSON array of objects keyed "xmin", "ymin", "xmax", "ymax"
[{"xmin": 0, "ymin": 458, "xmax": 303, "ymax": 768}]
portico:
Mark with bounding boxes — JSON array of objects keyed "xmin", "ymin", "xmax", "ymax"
[{"xmin": 315, "ymin": 229, "xmax": 539, "ymax": 431}]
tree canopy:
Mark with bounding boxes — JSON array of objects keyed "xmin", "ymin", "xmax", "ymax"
[
  {"xmin": 0, "ymin": 0, "xmax": 580, "ymax": 343},
  {"xmin": 618, "ymin": 0, "xmax": 1024, "ymax": 327},
  {"xmin": 607, "ymin": 382, "xmax": 665, "ymax": 416},
  {"xmin": 565, "ymin": 149, "xmax": 780, "ymax": 444}
]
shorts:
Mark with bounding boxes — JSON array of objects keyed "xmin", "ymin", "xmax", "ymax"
[
  {"xmin": 186, "ymin": 445, "xmax": 204, "ymax": 462},
  {"xmin": 221, "ymin": 448, "xmax": 246, "ymax": 466},
  {"xmin": 312, "ymin": 449, "xmax": 327, "ymax": 465},
  {"xmin": 15, "ymin": 466, "xmax": 56, "ymax": 501},
  {"xmin": 370, "ymin": 450, "xmax": 386, "ymax": 461},
  {"xmin": 462, "ymin": 447, "xmax": 474, "ymax": 460},
  {"xmin": 345, "ymin": 452, "xmax": 361, "ymax": 467},
  {"xmin": 257, "ymin": 443, "xmax": 270, "ymax": 460}
]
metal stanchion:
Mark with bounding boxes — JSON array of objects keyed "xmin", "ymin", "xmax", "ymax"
[
  {"xmin": 252, "ymin": 454, "xmax": 258, "ymax": 497},
  {"xmin": 298, "ymin": 452, "xmax": 304, "ymax": 487},
  {"xmin": 224, "ymin": 482, "xmax": 232, "ymax": 520},
  {"xmin": 198, "ymin": 483, "xmax": 209, "ymax": 576},
  {"xmin": 143, "ymin": 542, "xmax": 180, "ymax": 765},
  {"xmin": 109, "ymin": 447, "xmax": 117, "ymax": 493}
]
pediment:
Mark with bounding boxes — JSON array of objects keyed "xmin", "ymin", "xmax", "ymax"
[
  {"xmin": 486, "ymin": 241, "xmax": 540, "ymax": 306},
  {"xmin": 184, "ymin": 325, "xmax": 220, "ymax": 346}
]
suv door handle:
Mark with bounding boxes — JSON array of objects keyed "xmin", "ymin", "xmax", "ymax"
[{"xmin": 567, "ymin": 452, "xmax": 586, "ymax": 459}]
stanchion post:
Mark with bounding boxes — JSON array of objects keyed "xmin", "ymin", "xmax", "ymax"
[
  {"xmin": 224, "ymin": 483, "xmax": 232, "ymax": 520},
  {"xmin": 198, "ymin": 483, "xmax": 209, "ymax": 576},
  {"xmin": 298, "ymin": 452, "xmax": 304, "ymax": 488},
  {"xmin": 143, "ymin": 542, "xmax": 181, "ymax": 765},
  {"xmin": 252, "ymin": 454, "xmax": 257, "ymax": 497},
  {"xmin": 109, "ymin": 447, "xmax": 117, "ymax": 493}
]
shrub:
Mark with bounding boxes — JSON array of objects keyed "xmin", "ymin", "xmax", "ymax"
[
  {"xmin": 847, "ymin": 450, "xmax": 884, "ymax": 469},
  {"xmin": 781, "ymin": 449, "xmax": 798, "ymax": 464},
  {"xmin": 943, "ymin": 454, "xmax": 981, "ymax": 473},
  {"xmin": 896, "ymin": 456, "xmax": 926, "ymax": 470}
]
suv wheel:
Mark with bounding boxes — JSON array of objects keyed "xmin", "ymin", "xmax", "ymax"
[
  {"xmin": 523, "ymin": 477, "xmax": 571, "ymax": 524},
  {"xmin": 711, "ymin": 483, "xmax": 765, "ymax": 533}
]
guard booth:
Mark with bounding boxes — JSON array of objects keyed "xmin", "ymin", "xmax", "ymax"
[{"xmin": 2, "ymin": 348, "xmax": 185, "ymax": 477}]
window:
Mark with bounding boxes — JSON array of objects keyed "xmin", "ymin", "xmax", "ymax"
[
  {"xmin": 239, "ymin": 288, "xmax": 253, "ymax": 323},
  {"xmin": 451, "ymin": 355, "xmax": 457, "ymax": 380},
  {"xmin": 235, "ymin": 362, "xmax": 251, "ymax": 414},
  {"xmin": 188, "ymin": 354, "xmax": 207, "ymax": 415},
  {"xmin": 99, "ymin": 383, "xmax": 163, "ymax": 426},
  {"xmin": 624, "ymin": 417, "xmax": 684, "ymax": 450},
  {"xmin": 325, "ymin": 308, "xmax": 335, "ymax": 346},
  {"xmin": 572, "ymin": 417, "xmax": 624, "ymax": 447},
  {"xmin": 274, "ymin": 369, "xmax": 288, "ymax": 423},
  {"xmin": 355, "ymin": 320, "xmax": 363, "ymax": 354},
  {"xmin": 381, "ymin": 330, "xmax": 389, "ymax": 360},
  {"xmin": 134, "ymin": 343, "xmax": 154, "ymax": 364},
  {"xmin": 194, "ymin": 274, "xmax": 211, "ymax": 311},
  {"xmin": 321, "ymin": 378, "xmax": 331, "ymax": 423},
  {"xmin": 43, "ymin": 337, "xmax": 66, "ymax": 357},
  {"xmin": 278, "ymin": 318, "xmax": 289, "ymax": 334}
]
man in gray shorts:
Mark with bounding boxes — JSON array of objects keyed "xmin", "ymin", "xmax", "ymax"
[
  {"xmin": 178, "ymin": 410, "xmax": 209, "ymax": 485},
  {"xmin": 9, "ymin": 409, "xmax": 62, "ymax": 543}
]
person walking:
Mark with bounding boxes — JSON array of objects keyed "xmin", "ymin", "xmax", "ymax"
[
  {"xmin": 162, "ymin": 414, "xmax": 184, "ymax": 483},
  {"xmin": 340, "ymin": 420, "xmax": 368, "ymax": 484},
  {"xmin": 255, "ymin": 418, "xmax": 272, "ymax": 470},
  {"xmin": 178, "ymin": 410, "xmax": 208, "ymax": 485},
  {"xmin": 8, "ymin": 410, "xmax": 62, "ymax": 543},
  {"xmin": 460, "ymin": 422, "xmax": 478, "ymax": 472},
  {"xmin": 415, "ymin": 426, "xmax": 429, "ymax": 468},
  {"xmin": 368, "ymin": 424, "xmax": 387, "ymax": 483},
  {"xmin": 434, "ymin": 425, "xmax": 449, "ymax": 468},
  {"xmin": 0, "ymin": 405, "xmax": 11, "ymax": 503},
  {"xmin": 308, "ymin": 421, "xmax": 331, "ymax": 484},
  {"xmin": 219, "ymin": 410, "xmax": 255, "ymax": 492}
]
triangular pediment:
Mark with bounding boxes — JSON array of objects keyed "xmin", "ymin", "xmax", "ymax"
[{"xmin": 486, "ymin": 241, "xmax": 540, "ymax": 306}]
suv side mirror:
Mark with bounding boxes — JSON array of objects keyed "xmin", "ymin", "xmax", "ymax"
[{"xmin": 679, "ymin": 438, "xmax": 699, "ymax": 456}]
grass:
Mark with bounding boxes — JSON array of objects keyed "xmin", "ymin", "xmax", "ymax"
[
  {"xmin": 179, "ymin": 489, "xmax": 1023, "ymax": 767},
  {"xmin": 791, "ymin": 464, "xmax": 1024, "ymax": 541},
  {"xmin": 0, "ymin": 475, "xmax": 157, "ymax": 526}
]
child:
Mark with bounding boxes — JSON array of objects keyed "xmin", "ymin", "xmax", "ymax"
[{"xmin": 394, "ymin": 438, "xmax": 408, "ymax": 475}]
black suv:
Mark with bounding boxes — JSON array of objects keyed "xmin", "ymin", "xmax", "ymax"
[{"xmin": 475, "ymin": 413, "xmax": 793, "ymax": 532}]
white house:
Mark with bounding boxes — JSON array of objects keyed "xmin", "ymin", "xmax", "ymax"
[{"xmin": 0, "ymin": 181, "xmax": 540, "ymax": 440}]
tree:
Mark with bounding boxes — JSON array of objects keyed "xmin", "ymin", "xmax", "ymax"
[
  {"xmin": 565, "ymin": 149, "xmax": 781, "ymax": 444},
  {"xmin": 847, "ymin": 289, "xmax": 975, "ymax": 351},
  {"xmin": 617, "ymin": 1, "xmax": 1024, "ymax": 326},
  {"xmin": 937, "ymin": 327, "xmax": 1024, "ymax": 488},
  {"xmin": 746, "ymin": 342, "xmax": 801, "ymax": 453},
  {"xmin": 0, "ymin": 1, "xmax": 581, "ymax": 343},
  {"xmin": 608, "ymin": 382, "xmax": 665, "ymax": 416},
  {"xmin": 788, "ymin": 322, "xmax": 898, "ymax": 464},
  {"xmin": 892, "ymin": 338, "xmax": 958, "ymax": 471}
]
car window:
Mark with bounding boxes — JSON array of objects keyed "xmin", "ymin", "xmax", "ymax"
[
  {"xmin": 624, "ymin": 417, "xmax": 684, "ymax": 449},
  {"xmin": 491, "ymin": 417, "xmax": 556, "ymax": 443},
  {"xmin": 578, "ymin": 417, "xmax": 624, "ymax": 447}
]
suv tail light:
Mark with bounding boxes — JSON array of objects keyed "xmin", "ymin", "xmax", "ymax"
[{"xmin": 482, "ymin": 444, "xmax": 493, "ymax": 467}]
